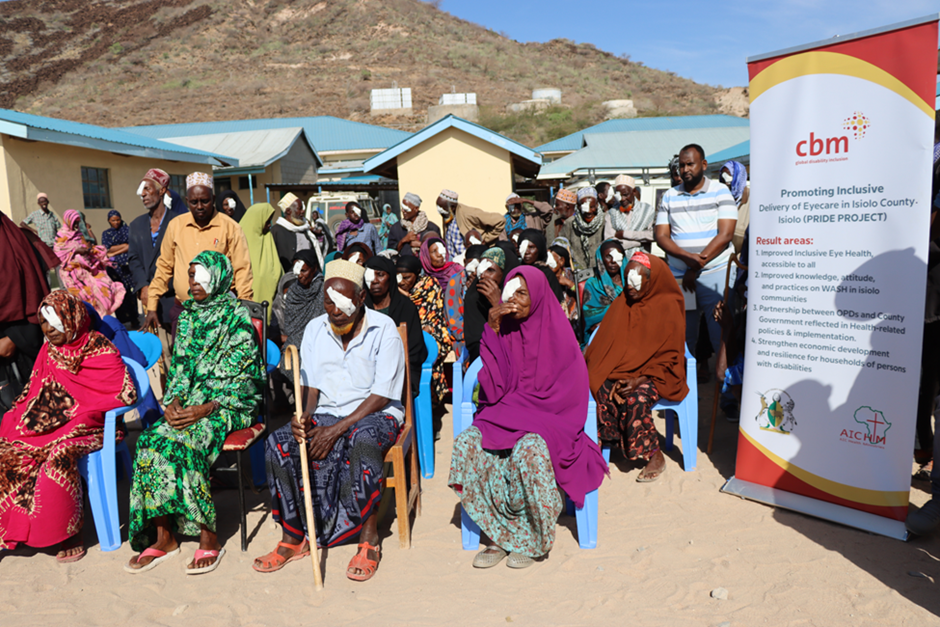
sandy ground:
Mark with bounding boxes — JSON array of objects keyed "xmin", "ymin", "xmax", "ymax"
[{"xmin": 2, "ymin": 378, "xmax": 940, "ymax": 627}]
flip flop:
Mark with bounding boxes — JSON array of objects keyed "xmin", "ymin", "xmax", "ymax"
[
  {"xmin": 124, "ymin": 547, "xmax": 181, "ymax": 573},
  {"xmin": 347, "ymin": 542, "xmax": 380, "ymax": 582},
  {"xmin": 56, "ymin": 546, "xmax": 86, "ymax": 564},
  {"xmin": 472, "ymin": 545, "xmax": 508, "ymax": 569},
  {"xmin": 186, "ymin": 548, "xmax": 225, "ymax": 575},
  {"xmin": 637, "ymin": 463, "xmax": 666, "ymax": 483},
  {"xmin": 252, "ymin": 540, "xmax": 310, "ymax": 573}
]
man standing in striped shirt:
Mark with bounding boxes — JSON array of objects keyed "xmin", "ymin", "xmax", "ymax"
[{"xmin": 655, "ymin": 144, "xmax": 737, "ymax": 353}]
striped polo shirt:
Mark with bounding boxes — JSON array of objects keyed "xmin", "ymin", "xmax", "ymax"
[{"xmin": 656, "ymin": 177, "xmax": 737, "ymax": 276}]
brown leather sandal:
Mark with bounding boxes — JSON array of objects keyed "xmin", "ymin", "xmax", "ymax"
[
  {"xmin": 346, "ymin": 542, "xmax": 381, "ymax": 582},
  {"xmin": 251, "ymin": 540, "xmax": 309, "ymax": 573}
]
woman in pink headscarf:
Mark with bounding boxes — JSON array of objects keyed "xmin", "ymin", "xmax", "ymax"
[
  {"xmin": 419, "ymin": 235, "xmax": 462, "ymax": 292},
  {"xmin": 54, "ymin": 209, "xmax": 126, "ymax": 317}
]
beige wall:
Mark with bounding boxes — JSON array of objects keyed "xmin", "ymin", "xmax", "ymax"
[
  {"xmin": 0, "ymin": 134, "xmax": 212, "ymax": 237},
  {"xmin": 395, "ymin": 126, "xmax": 514, "ymax": 228}
]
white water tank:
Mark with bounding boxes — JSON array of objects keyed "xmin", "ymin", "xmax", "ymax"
[
  {"xmin": 440, "ymin": 93, "xmax": 477, "ymax": 105},
  {"xmin": 531, "ymin": 88, "xmax": 561, "ymax": 104},
  {"xmin": 370, "ymin": 88, "xmax": 413, "ymax": 111}
]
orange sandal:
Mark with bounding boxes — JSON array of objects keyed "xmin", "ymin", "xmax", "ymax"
[
  {"xmin": 346, "ymin": 542, "xmax": 381, "ymax": 582},
  {"xmin": 252, "ymin": 540, "xmax": 309, "ymax": 573}
]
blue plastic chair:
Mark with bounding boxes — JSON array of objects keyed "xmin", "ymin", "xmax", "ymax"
[
  {"xmin": 589, "ymin": 327, "xmax": 698, "ymax": 472},
  {"xmin": 452, "ymin": 348, "xmax": 467, "ymax": 440},
  {"xmin": 414, "ymin": 331, "xmax": 438, "ymax": 479},
  {"xmin": 127, "ymin": 330, "xmax": 163, "ymax": 370},
  {"xmin": 77, "ymin": 357, "xmax": 148, "ymax": 552},
  {"xmin": 456, "ymin": 358, "xmax": 599, "ymax": 550}
]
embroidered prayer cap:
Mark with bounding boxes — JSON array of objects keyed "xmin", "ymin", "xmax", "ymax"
[
  {"xmin": 505, "ymin": 192, "xmax": 521, "ymax": 204},
  {"xmin": 439, "ymin": 189, "xmax": 459, "ymax": 203},
  {"xmin": 481, "ymin": 246, "xmax": 506, "ymax": 270},
  {"xmin": 325, "ymin": 259, "xmax": 365, "ymax": 287},
  {"xmin": 186, "ymin": 171, "xmax": 214, "ymax": 191},
  {"xmin": 142, "ymin": 168, "xmax": 170, "ymax": 189},
  {"xmin": 577, "ymin": 187, "xmax": 598, "ymax": 201},
  {"xmin": 36, "ymin": 192, "xmax": 49, "ymax": 202},
  {"xmin": 630, "ymin": 251, "xmax": 652, "ymax": 269},
  {"xmin": 613, "ymin": 174, "xmax": 635, "ymax": 189},
  {"xmin": 555, "ymin": 188, "xmax": 578, "ymax": 205},
  {"xmin": 403, "ymin": 192, "xmax": 422, "ymax": 207},
  {"xmin": 278, "ymin": 192, "xmax": 299, "ymax": 211}
]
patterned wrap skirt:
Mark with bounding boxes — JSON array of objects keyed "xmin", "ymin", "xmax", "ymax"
[
  {"xmin": 449, "ymin": 427, "xmax": 563, "ymax": 558},
  {"xmin": 596, "ymin": 379, "xmax": 661, "ymax": 462}
]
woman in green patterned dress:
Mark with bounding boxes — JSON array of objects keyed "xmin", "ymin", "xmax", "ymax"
[{"xmin": 125, "ymin": 251, "xmax": 263, "ymax": 575}]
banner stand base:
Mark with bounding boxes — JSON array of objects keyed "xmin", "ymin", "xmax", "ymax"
[{"xmin": 720, "ymin": 476, "xmax": 909, "ymax": 541}]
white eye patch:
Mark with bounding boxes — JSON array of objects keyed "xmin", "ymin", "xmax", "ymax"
[
  {"xmin": 580, "ymin": 201, "xmax": 593, "ymax": 215},
  {"xmin": 547, "ymin": 253, "xmax": 558, "ymax": 270},
  {"xmin": 227, "ymin": 198, "xmax": 236, "ymax": 209},
  {"xmin": 519, "ymin": 240, "xmax": 531, "ymax": 257},
  {"xmin": 627, "ymin": 268, "xmax": 643, "ymax": 292},
  {"xmin": 293, "ymin": 260, "xmax": 305, "ymax": 276},
  {"xmin": 193, "ymin": 264, "xmax": 212, "ymax": 293},
  {"xmin": 327, "ymin": 286, "xmax": 357, "ymax": 316},
  {"xmin": 348, "ymin": 252, "xmax": 361, "ymax": 265},
  {"xmin": 164, "ymin": 193, "xmax": 172, "ymax": 208},
  {"xmin": 609, "ymin": 249, "xmax": 624, "ymax": 266},
  {"xmin": 476, "ymin": 259, "xmax": 494, "ymax": 278},
  {"xmin": 606, "ymin": 187, "xmax": 614, "ymax": 202},
  {"xmin": 351, "ymin": 205, "xmax": 362, "ymax": 217},
  {"xmin": 469, "ymin": 236, "xmax": 482, "ymax": 246},
  {"xmin": 136, "ymin": 181, "xmax": 146, "ymax": 197},
  {"xmin": 396, "ymin": 273, "xmax": 404, "ymax": 284},
  {"xmin": 433, "ymin": 242, "xmax": 446, "ymax": 257},
  {"xmin": 364, "ymin": 268, "xmax": 376, "ymax": 285},
  {"xmin": 501, "ymin": 277, "xmax": 523, "ymax": 302},
  {"xmin": 613, "ymin": 191, "xmax": 622, "ymax": 203},
  {"xmin": 40, "ymin": 306, "xmax": 65, "ymax": 334},
  {"xmin": 721, "ymin": 171, "xmax": 733, "ymax": 185},
  {"xmin": 465, "ymin": 259, "xmax": 480, "ymax": 275}
]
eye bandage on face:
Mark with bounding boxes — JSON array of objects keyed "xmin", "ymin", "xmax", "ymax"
[
  {"xmin": 476, "ymin": 259, "xmax": 494, "ymax": 278},
  {"xmin": 627, "ymin": 268, "xmax": 643, "ymax": 292},
  {"xmin": 193, "ymin": 264, "xmax": 212, "ymax": 293},
  {"xmin": 465, "ymin": 259, "xmax": 480, "ymax": 275},
  {"xmin": 547, "ymin": 253, "xmax": 558, "ymax": 270},
  {"xmin": 396, "ymin": 273, "xmax": 404, "ymax": 284},
  {"xmin": 351, "ymin": 205, "xmax": 362, "ymax": 218},
  {"xmin": 613, "ymin": 191, "xmax": 622, "ymax": 203},
  {"xmin": 501, "ymin": 277, "xmax": 523, "ymax": 302},
  {"xmin": 605, "ymin": 186, "xmax": 615, "ymax": 202},
  {"xmin": 580, "ymin": 201, "xmax": 593, "ymax": 215},
  {"xmin": 164, "ymin": 193, "xmax": 172, "ymax": 209},
  {"xmin": 519, "ymin": 240, "xmax": 531, "ymax": 257},
  {"xmin": 609, "ymin": 249, "xmax": 624, "ymax": 267},
  {"xmin": 720, "ymin": 170, "xmax": 733, "ymax": 185},
  {"xmin": 348, "ymin": 252, "xmax": 361, "ymax": 265},
  {"xmin": 40, "ymin": 306, "xmax": 65, "ymax": 334},
  {"xmin": 433, "ymin": 242, "xmax": 446, "ymax": 257},
  {"xmin": 227, "ymin": 198, "xmax": 236, "ymax": 209},
  {"xmin": 468, "ymin": 235, "xmax": 482, "ymax": 246},
  {"xmin": 292, "ymin": 260, "xmax": 305, "ymax": 276},
  {"xmin": 327, "ymin": 286, "xmax": 357, "ymax": 316},
  {"xmin": 136, "ymin": 181, "xmax": 146, "ymax": 197},
  {"xmin": 364, "ymin": 268, "xmax": 376, "ymax": 285}
]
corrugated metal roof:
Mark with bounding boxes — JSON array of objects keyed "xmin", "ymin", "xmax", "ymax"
[
  {"xmin": 0, "ymin": 108, "xmax": 235, "ymax": 165},
  {"xmin": 537, "ymin": 126, "xmax": 751, "ymax": 178},
  {"xmin": 162, "ymin": 127, "xmax": 321, "ymax": 169},
  {"xmin": 536, "ymin": 115, "xmax": 750, "ymax": 154},
  {"xmin": 121, "ymin": 116, "xmax": 411, "ymax": 153},
  {"xmin": 364, "ymin": 115, "xmax": 541, "ymax": 177},
  {"xmin": 707, "ymin": 140, "xmax": 751, "ymax": 164}
]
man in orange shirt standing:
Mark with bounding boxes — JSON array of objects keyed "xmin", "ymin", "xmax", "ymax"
[{"xmin": 143, "ymin": 172, "xmax": 253, "ymax": 331}]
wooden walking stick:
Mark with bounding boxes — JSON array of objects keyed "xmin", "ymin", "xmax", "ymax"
[{"xmin": 285, "ymin": 345, "xmax": 323, "ymax": 591}]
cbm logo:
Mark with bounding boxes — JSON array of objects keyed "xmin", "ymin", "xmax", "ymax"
[{"xmin": 796, "ymin": 132, "xmax": 849, "ymax": 157}]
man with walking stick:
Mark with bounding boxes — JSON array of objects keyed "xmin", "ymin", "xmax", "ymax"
[{"xmin": 253, "ymin": 259, "xmax": 406, "ymax": 582}]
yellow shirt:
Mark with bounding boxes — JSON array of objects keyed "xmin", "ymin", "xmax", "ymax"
[{"xmin": 146, "ymin": 210, "xmax": 254, "ymax": 311}]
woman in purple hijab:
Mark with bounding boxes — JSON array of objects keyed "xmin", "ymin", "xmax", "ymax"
[{"xmin": 448, "ymin": 266, "xmax": 607, "ymax": 570}]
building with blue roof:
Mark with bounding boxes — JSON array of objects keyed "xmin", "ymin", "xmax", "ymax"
[{"xmin": 0, "ymin": 108, "xmax": 235, "ymax": 235}]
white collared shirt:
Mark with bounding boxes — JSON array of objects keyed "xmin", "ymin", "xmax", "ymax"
[{"xmin": 300, "ymin": 309, "xmax": 406, "ymax": 424}]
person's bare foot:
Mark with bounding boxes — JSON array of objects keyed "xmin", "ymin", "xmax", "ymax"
[
  {"xmin": 127, "ymin": 517, "xmax": 178, "ymax": 570},
  {"xmin": 56, "ymin": 534, "xmax": 85, "ymax": 563},
  {"xmin": 187, "ymin": 526, "xmax": 222, "ymax": 570},
  {"xmin": 637, "ymin": 450, "xmax": 666, "ymax": 482}
]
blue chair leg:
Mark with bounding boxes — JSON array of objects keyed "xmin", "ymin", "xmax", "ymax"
[
  {"xmin": 663, "ymin": 409, "xmax": 675, "ymax": 452},
  {"xmin": 415, "ymin": 392, "xmax": 434, "ymax": 479},
  {"xmin": 575, "ymin": 488, "xmax": 599, "ymax": 549},
  {"xmin": 602, "ymin": 446, "xmax": 610, "ymax": 464},
  {"xmin": 79, "ymin": 452, "xmax": 121, "ymax": 552},
  {"xmin": 461, "ymin": 506, "xmax": 481, "ymax": 551},
  {"xmin": 677, "ymin": 404, "xmax": 697, "ymax": 472}
]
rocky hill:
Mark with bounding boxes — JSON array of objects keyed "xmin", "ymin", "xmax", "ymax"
[{"xmin": 0, "ymin": 0, "xmax": 745, "ymax": 146}]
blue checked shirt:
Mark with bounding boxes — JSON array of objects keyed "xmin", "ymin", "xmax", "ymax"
[{"xmin": 445, "ymin": 220, "xmax": 465, "ymax": 261}]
